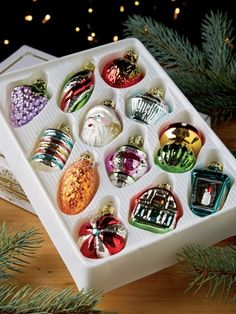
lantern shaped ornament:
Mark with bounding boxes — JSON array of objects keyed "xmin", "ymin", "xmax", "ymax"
[
  {"xmin": 190, "ymin": 161, "xmax": 231, "ymax": 217},
  {"xmin": 77, "ymin": 204, "xmax": 128, "ymax": 259}
]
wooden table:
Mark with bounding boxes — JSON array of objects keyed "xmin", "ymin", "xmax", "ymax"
[{"xmin": 1, "ymin": 120, "xmax": 236, "ymax": 314}]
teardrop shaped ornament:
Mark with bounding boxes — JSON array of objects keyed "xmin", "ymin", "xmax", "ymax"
[
  {"xmin": 58, "ymin": 152, "xmax": 99, "ymax": 215},
  {"xmin": 78, "ymin": 203, "xmax": 128, "ymax": 259},
  {"xmin": 60, "ymin": 63, "xmax": 95, "ymax": 113},
  {"xmin": 130, "ymin": 184, "xmax": 182, "ymax": 233}
]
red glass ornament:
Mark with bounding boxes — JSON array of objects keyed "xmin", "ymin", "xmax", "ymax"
[
  {"xmin": 78, "ymin": 204, "xmax": 128, "ymax": 259},
  {"xmin": 101, "ymin": 50, "xmax": 144, "ymax": 88}
]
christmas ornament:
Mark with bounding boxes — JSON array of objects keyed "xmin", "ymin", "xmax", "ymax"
[
  {"xmin": 101, "ymin": 50, "xmax": 144, "ymax": 88},
  {"xmin": 129, "ymin": 183, "xmax": 182, "ymax": 233},
  {"xmin": 126, "ymin": 87, "xmax": 170, "ymax": 124},
  {"xmin": 77, "ymin": 203, "xmax": 128, "ymax": 259},
  {"xmin": 60, "ymin": 63, "xmax": 95, "ymax": 113},
  {"xmin": 31, "ymin": 122, "xmax": 74, "ymax": 171},
  {"xmin": 58, "ymin": 152, "xmax": 98, "ymax": 215},
  {"xmin": 10, "ymin": 79, "xmax": 49, "ymax": 127},
  {"xmin": 190, "ymin": 161, "xmax": 231, "ymax": 217},
  {"xmin": 105, "ymin": 135, "xmax": 149, "ymax": 188},
  {"xmin": 80, "ymin": 100, "xmax": 122, "ymax": 147},
  {"xmin": 154, "ymin": 122, "xmax": 203, "ymax": 173}
]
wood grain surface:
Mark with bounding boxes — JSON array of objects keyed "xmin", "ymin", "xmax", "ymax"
[{"xmin": 1, "ymin": 119, "xmax": 236, "ymax": 314}]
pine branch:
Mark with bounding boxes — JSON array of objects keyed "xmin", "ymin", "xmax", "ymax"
[
  {"xmin": 0, "ymin": 223, "xmax": 43, "ymax": 280},
  {"xmin": 201, "ymin": 10, "xmax": 235, "ymax": 75},
  {"xmin": 123, "ymin": 14, "xmax": 205, "ymax": 71},
  {"xmin": 178, "ymin": 244, "xmax": 236, "ymax": 303},
  {"xmin": 122, "ymin": 11, "xmax": 236, "ymax": 124},
  {"xmin": 0, "ymin": 284, "xmax": 115, "ymax": 314}
]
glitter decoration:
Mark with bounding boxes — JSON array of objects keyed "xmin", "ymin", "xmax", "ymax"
[
  {"xmin": 130, "ymin": 183, "xmax": 182, "ymax": 233},
  {"xmin": 154, "ymin": 122, "xmax": 203, "ymax": 173},
  {"xmin": 126, "ymin": 87, "xmax": 170, "ymax": 124},
  {"xmin": 60, "ymin": 62, "xmax": 95, "ymax": 112},
  {"xmin": 77, "ymin": 203, "xmax": 128, "ymax": 259},
  {"xmin": 80, "ymin": 99, "xmax": 122, "ymax": 147},
  {"xmin": 105, "ymin": 135, "xmax": 149, "ymax": 188},
  {"xmin": 10, "ymin": 79, "xmax": 50, "ymax": 127},
  {"xmin": 190, "ymin": 161, "xmax": 231, "ymax": 217},
  {"xmin": 101, "ymin": 50, "xmax": 144, "ymax": 88},
  {"xmin": 58, "ymin": 152, "xmax": 99, "ymax": 215},
  {"xmin": 31, "ymin": 122, "xmax": 74, "ymax": 171}
]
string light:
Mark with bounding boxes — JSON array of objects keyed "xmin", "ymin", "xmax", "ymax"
[
  {"xmin": 173, "ymin": 7, "xmax": 180, "ymax": 20},
  {"xmin": 87, "ymin": 35, "xmax": 93, "ymax": 41},
  {"xmin": 42, "ymin": 14, "xmax": 51, "ymax": 24},
  {"xmin": 0, "ymin": 1, "xmax": 218, "ymax": 61},
  {"xmin": 87, "ymin": 32, "xmax": 96, "ymax": 42},
  {"xmin": 4, "ymin": 39, "xmax": 10, "ymax": 45},
  {"xmin": 25, "ymin": 15, "xmax": 33, "ymax": 22}
]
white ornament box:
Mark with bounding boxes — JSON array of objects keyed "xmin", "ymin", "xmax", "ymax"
[
  {"xmin": 0, "ymin": 45, "xmax": 55, "ymax": 212},
  {"xmin": 0, "ymin": 38, "xmax": 235, "ymax": 292}
]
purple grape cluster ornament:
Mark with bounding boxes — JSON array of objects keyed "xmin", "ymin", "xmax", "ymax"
[{"xmin": 10, "ymin": 79, "xmax": 50, "ymax": 127}]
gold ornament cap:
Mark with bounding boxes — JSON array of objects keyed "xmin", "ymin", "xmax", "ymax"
[
  {"xmin": 208, "ymin": 161, "xmax": 223, "ymax": 172},
  {"xmin": 128, "ymin": 135, "xmax": 144, "ymax": 149},
  {"xmin": 157, "ymin": 183, "xmax": 171, "ymax": 191},
  {"xmin": 149, "ymin": 87, "xmax": 164, "ymax": 99}
]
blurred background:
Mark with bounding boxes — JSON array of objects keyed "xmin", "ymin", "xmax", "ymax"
[{"xmin": 0, "ymin": 0, "xmax": 234, "ymax": 61}]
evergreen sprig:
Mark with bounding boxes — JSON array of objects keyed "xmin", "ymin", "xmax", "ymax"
[
  {"xmin": 0, "ymin": 223, "xmax": 43, "ymax": 279},
  {"xmin": 178, "ymin": 244, "xmax": 236, "ymax": 303},
  {"xmin": 0, "ymin": 223, "xmax": 113, "ymax": 313},
  {"xmin": 0, "ymin": 284, "xmax": 113, "ymax": 314},
  {"xmin": 123, "ymin": 11, "xmax": 236, "ymax": 124}
]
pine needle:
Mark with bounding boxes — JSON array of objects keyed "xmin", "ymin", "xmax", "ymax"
[
  {"xmin": 122, "ymin": 11, "xmax": 236, "ymax": 124},
  {"xmin": 177, "ymin": 244, "xmax": 236, "ymax": 303},
  {"xmin": 0, "ymin": 223, "xmax": 43, "ymax": 280},
  {"xmin": 0, "ymin": 284, "xmax": 115, "ymax": 313}
]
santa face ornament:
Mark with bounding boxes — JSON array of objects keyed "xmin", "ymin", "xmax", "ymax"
[{"xmin": 80, "ymin": 100, "xmax": 122, "ymax": 147}]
